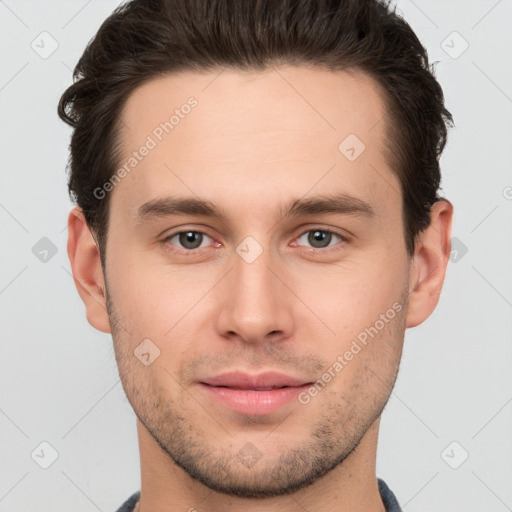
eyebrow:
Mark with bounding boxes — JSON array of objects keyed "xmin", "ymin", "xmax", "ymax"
[{"xmin": 135, "ymin": 193, "xmax": 375, "ymax": 224}]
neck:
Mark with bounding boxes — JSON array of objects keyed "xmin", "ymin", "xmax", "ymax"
[{"xmin": 135, "ymin": 417, "xmax": 386, "ymax": 512}]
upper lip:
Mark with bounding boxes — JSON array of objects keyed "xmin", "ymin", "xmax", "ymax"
[{"xmin": 200, "ymin": 371, "xmax": 310, "ymax": 389}]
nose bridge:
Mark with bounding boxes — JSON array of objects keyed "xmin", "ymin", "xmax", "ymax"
[
  {"xmin": 233, "ymin": 239, "xmax": 281, "ymax": 320},
  {"xmin": 215, "ymin": 235, "xmax": 294, "ymax": 343}
]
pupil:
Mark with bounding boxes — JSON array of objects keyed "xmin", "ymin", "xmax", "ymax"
[
  {"xmin": 180, "ymin": 231, "xmax": 201, "ymax": 249},
  {"xmin": 309, "ymin": 230, "xmax": 331, "ymax": 248}
]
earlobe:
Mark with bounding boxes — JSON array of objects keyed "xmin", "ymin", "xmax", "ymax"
[
  {"xmin": 405, "ymin": 199, "xmax": 454, "ymax": 328},
  {"xmin": 67, "ymin": 207, "xmax": 111, "ymax": 333}
]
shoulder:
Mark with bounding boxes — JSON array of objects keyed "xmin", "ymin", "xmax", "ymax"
[
  {"xmin": 114, "ymin": 491, "xmax": 140, "ymax": 512},
  {"xmin": 378, "ymin": 478, "xmax": 402, "ymax": 512}
]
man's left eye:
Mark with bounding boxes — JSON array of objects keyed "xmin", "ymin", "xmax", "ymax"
[{"xmin": 295, "ymin": 229, "xmax": 346, "ymax": 250}]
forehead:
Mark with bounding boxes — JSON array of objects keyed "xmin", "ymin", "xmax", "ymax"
[
  {"xmin": 112, "ymin": 65, "xmax": 398, "ymax": 222},
  {"xmin": 119, "ymin": 65, "xmax": 388, "ymax": 151}
]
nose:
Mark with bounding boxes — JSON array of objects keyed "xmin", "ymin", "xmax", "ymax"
[{"xmin": 214, "ymin": 243, "xmax": 295, "ymax": 346}]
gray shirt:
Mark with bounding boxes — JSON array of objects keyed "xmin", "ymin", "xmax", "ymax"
[{"xmin": 115, "ymin": 478, "xmax": 402, "ymax": 511}]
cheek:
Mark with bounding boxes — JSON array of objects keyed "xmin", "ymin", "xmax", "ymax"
[
  {"xmin": 106, "ymin": 249, "xmax": 215, "ymax": 344},
  {"xmin": 314, "ymin": 299, "xmax": 405, "ymax": 410},
  {"xmin": 295, "ymin": 258, "xmax": 407, "ymax": 331},
  {"xmin": 296, "ymin": 258, "xmax": 407, "ymax": 382},
  {"xmin": 106, "ymin": 265, "xmax": 163, "ymax": 346}
]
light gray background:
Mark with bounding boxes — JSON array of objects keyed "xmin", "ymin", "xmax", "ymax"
[{"xmin": 1, "ymin": 1, "xmax": 511, "ymax": 510}]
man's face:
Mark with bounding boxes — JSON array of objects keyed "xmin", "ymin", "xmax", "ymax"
[{"xmin": 104, "ymin": 66, "xmax": 410, "ymax": 497}]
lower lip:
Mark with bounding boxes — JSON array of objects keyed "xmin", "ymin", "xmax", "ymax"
[{"xmin": 198, "ymin": 383, "xmax": 311, "ymax": 415}]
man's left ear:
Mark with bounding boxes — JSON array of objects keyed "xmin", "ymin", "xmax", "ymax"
[{"xmin": 406, "ymin": 198, "xmax": 454, "ymax": 328}]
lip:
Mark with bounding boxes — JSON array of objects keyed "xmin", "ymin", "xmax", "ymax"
[
  {"xmin": 201, "ymin": 371, "xmax": 308, "ymax": 389},
  {"xmin": 199, "ymin": 371, "xmax": 312, "ymax": 415}
]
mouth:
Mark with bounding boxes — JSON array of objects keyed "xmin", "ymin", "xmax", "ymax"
[
  {"xmin": 207, "ymin": 385, "xmax": 292, "ymax": 391},
  {"xmin": 198, "ymin": 371, "xmax": 312, "ymax": 415},
  {"xmin": 200, "ymin": 370, "xmax": 309, "ymax": 389}
]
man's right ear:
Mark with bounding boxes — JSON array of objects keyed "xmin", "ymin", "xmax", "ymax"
[{"xmin": 67, "ymin": 207, "xmax": 111, "ymax": 333}]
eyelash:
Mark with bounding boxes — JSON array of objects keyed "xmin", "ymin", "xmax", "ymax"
[{"xmin": 162, "ymin": 227, "xmax": 348, "ymax": 255}]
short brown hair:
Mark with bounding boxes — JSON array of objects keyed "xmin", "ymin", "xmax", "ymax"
[{"xmin": 58, "ymin": 0, "xmax": 453, "ymax": 261}]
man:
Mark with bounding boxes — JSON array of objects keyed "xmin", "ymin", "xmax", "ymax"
[{"xmin": 58, "ymin": 0, "xmax": 453, "ymax": 510}]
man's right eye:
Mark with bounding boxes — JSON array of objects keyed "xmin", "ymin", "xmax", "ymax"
[{"xmin": 163, "ymin": 230, "xmax": 216, "ymax": 252}]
